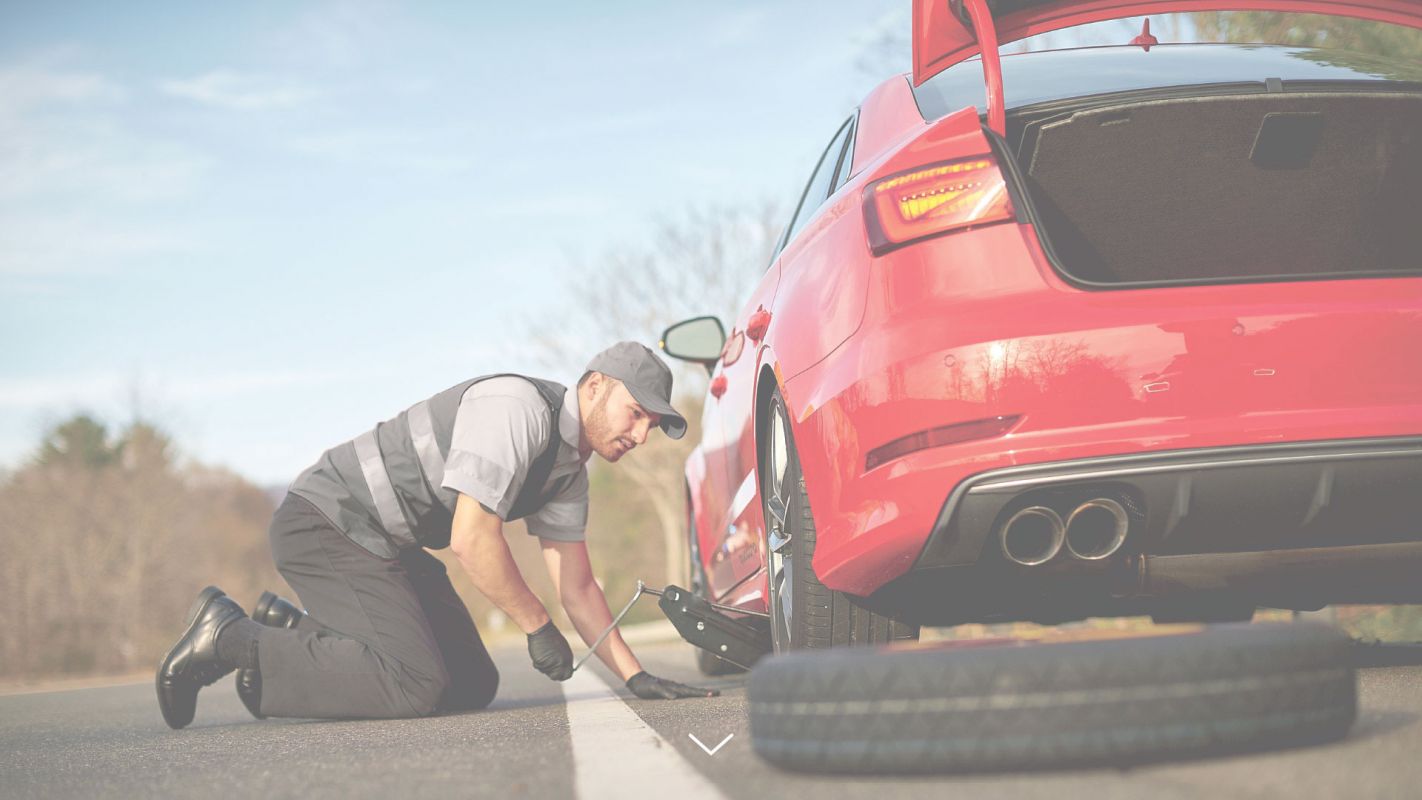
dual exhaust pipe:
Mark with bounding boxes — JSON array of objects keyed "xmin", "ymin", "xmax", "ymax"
[{"xmin": 999, "ymin": 498, "xmax": 1131, "ymax": 566}]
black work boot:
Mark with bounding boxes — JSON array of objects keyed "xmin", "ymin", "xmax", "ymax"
[
  {"xmin": 235, "ymin": 591, "xmax": 304, "ymax": 719},
  {"xmin": 156, "ymin": 586, "xmax": 247, "ymax": 730}
]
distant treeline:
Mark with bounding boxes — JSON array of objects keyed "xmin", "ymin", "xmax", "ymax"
[{"xmin": 0, "ymin": 416, "xmax": 283, "ymax": 680}]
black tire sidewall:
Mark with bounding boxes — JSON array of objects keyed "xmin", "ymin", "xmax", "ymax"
[{"xmin": 749, "ymin": 622, "xmax": 1357, "ymax": 773}]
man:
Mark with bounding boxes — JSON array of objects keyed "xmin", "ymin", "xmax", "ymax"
[{"xmin": 157, "ymin": 341, "xmax": 718, "ymax": 729}]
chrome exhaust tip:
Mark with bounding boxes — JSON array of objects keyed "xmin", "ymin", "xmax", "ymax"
[
  {"xmin": 1064, "ymin": 498, "xmax": 1130, "ymax": 561},
  {"xmin": 999, "ymin": 506, "xmax": 1065, "ymax": 566}
]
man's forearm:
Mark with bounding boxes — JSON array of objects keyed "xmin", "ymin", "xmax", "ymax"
[
  {"xmin": 451, "ymin": 530, "xmax": 550, "ymax": 634},
  {"xmin": 562, "ymin": 583, "xmax": 643, "ymax": 682}
]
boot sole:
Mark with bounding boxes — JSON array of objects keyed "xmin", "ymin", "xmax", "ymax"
[{"xmin": 156, "ymin": 585, "xmax": 226, "ymax": 729}]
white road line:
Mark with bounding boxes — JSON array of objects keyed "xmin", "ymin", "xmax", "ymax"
[{"xmin": 561, "ymin": 667, "xmax": 729, "ymax": 799}]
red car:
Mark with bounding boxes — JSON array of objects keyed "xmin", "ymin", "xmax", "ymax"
[{"xmin": 661, "ymin": 0, "xmax": 1422, "ymax": 668}]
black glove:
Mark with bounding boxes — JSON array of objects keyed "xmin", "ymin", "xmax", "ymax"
[
  {"xmin": 527, "ymin": 620, "xmax": 574, "ymax": 681},
  {"xmin": 625, "ymin": 670, "xmax": 721, "ymax": 699}
]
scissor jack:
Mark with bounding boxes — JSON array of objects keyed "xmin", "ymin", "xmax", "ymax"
[{"xmin": 573, "ymin": 580, "xmax": 772, "ymax": 672}]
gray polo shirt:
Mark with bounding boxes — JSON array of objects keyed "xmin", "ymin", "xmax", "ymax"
[{"xmin": 442, "ymin": 376, "xmax": 591, "ymax": 542}]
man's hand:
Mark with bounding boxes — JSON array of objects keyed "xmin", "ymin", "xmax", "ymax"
[
  {"xmin": 527, "ymin": 621, "xmax": 574, "ymax": 681},
  {"xmin": 625, "ymin": 671, "xmax": 720, "ymax": 699}
]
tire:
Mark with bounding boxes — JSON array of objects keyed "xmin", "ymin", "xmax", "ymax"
[
  {"xmin": 749, "ymin": 622, "xmax": 1357, "ymax": 774},
  {"xmin": 761, "ymin": 389, "xmax": 918, "ymax": 653},
  {"xmin": 688, "ymin": 503, "xmax": 748, "ymax": 677}
]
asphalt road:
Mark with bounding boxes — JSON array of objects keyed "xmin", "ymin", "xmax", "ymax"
[{"xmin": 3, "ymin": 637, "xmax": 1421, "ymax": 799}]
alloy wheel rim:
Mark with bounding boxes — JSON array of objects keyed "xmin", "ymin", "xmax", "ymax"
[{"xmin": 765, "ymin": 399, "xmax": 794, "ymax": 651}]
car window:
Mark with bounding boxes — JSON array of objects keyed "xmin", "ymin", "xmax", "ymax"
[
  {"xmin": 781, "ymin": 117, "xmax": 853, "ymax": 250},
  {"xmin": 830, "ymin": 117, "xmax": 857, "ymax": 193}
]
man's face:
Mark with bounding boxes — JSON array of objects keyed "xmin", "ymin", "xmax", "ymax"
[{"xmin": 583, "ymin": 377, "xmax": 660, "ymax": 462}]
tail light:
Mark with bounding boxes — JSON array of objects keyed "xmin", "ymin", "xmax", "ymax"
[{"xmin": 863, "ymin": 156, "xmax": 1014, "ymax": 255}]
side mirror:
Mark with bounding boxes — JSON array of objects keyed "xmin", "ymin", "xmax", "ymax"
[{"xmin": 660, "ymin": 316, "xmax": 725, "ymax": 374}]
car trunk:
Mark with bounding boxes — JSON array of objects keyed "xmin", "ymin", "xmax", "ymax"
[{"xmin": 1005, "ymin": 87, "xmax": 1422, "ymax": 286}]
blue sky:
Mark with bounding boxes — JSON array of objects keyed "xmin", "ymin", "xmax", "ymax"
[
  {"xmin": 0, "ymin": 0, "xmax": 919, "ymax": 482},
  {"xmin": 0, "ymin": 1, "xmax": 1175, "ymax": 484}
]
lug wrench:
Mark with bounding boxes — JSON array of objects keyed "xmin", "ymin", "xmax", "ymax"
[{"xmin": 571, "ymin": 579, "xmax": 767, "ymax": 672}]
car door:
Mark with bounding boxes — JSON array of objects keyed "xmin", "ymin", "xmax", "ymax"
[
  {"xmin": 690, "ymin": 357, "xmax": 731, "ymax": 587},
  {"xmin": 709, "ymin": 118, "xmax": 857, "ymax": 601},
  {"xmin": 705, "ymin": 261, "xmax": 779, "ymax": 597}
]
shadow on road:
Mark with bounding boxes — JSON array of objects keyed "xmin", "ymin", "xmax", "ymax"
[{"xmin": 1352, "ymin": 642, "xmax": 1422, "ymax": 668}]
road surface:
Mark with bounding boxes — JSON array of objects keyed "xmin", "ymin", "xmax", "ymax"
[{"xmin": 3, "ymin": 635, "xmax": 1420, "ymax": 799}]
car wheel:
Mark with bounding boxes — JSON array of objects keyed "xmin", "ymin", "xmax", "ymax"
[
  {"xmin": 749, "ymin": 622, "xmax": 1357, "ymax": 774},
  {"xmin": 688, "ymin": 502, "xmax": 748, "ymax": 676},
  {"xmin": 761, "ymin": 388, "xmax": 918, "ymax": 653}
]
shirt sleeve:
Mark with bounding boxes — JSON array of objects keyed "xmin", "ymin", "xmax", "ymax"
[
  {"xmin": 440, "ymin": 391, "xmax": 549, "ymax": 521},
  {"xmin": 525, "ymin": 465, "xmax": 589, "ymax": 542}
]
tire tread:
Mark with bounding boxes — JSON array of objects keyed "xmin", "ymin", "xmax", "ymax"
[{"xmin": 749, "ymin": 622, "xmax": 1357, "ymax": 773}]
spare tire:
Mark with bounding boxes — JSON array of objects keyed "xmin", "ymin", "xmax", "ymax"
[{"xmin": 749, "ymin": 623, "xmax": 1356, "ymax": 774}]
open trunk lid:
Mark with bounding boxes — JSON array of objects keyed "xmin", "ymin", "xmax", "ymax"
[{"xmin": 912, "ymin": 0, "xmax": 1422, "ymax": 91}]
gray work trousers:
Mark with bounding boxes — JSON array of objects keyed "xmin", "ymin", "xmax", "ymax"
[{"xmin": 254, "ymin": 493, "xmax": 500, "ymax": 719}]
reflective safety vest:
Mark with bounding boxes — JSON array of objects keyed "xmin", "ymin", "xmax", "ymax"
[{"xmin": 290, "ymin": 373, "xmax": 567, "ymax": 558}]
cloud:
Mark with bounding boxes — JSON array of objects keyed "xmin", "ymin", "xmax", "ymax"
[
  {"xmin": 0, "ymin": 61, "xmax": 126, "ymax": 118},
  {"xmin": 527, "ymin": 106, "xmax": 693, "ymax": 143},
  {"xmin": 0, "ymin": 367, "xmax": 357, "ymax": 410},
  {"xmin": 159, "ymin": 69, "xmax": 316, "ymax": 111},
  {"xmin": 0, "ymin": 56, "xmax": 207, "ymax": 205},
  {"xmin": 288, "ymin": 129, "xmax": 477, "ymax": 172},
  {"xmin": 0, "ymin": 127, "xmax": 210, "ymax": 204},
  {"xmin": 267, "ymin": 1, "xmax": 409, "ymax": 70},
  {"xmin": 705, "ymin": 8, "xmax": 774, "ymax": 48},
  {"xmin": 0, "ymin": 214, "xmax": 197, "ymax": 278},
  {"xmin": 0, "ymin": 57, "xmax": 210, "ymax": 279}
]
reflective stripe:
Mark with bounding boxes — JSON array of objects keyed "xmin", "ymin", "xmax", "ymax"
[
  {"xmin": 407, "ymin": 400, "xmax": 452, "ymax": 509},
  {"xmin": 408, "ymin": 401, "xmax": 445, "ymax": 476},
  {"xmin": 353, "ymin": 430, "xmax": 417, "ymax": 548}
]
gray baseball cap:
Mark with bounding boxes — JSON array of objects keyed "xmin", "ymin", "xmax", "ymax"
[{"xmin": 586, "ymin": 341, "xmax": 687, "ymax": 439}]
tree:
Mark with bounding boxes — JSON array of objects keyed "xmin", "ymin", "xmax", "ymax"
[
  {"xmin": 35, "ymin": 415, "xmax": 119, "ymax": 469},
  {"xmin": 523, "ymin": 203, "xmax": 782, "ymax": 588},
  {"xmin": 1193, "ymin": 12, "xmax": 1422, "ymax": 60},
  {"xmin": 0, "ymin": 414, "xmax": 281, "ymax": 680}
]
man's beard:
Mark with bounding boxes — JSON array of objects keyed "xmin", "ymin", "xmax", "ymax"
[{"xmin": 585, "ymin": 385, "xmax": 622, "ymax": 461}]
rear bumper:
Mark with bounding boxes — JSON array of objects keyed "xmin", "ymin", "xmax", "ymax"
[
  {"xmin": 860, "ymin": 436, "xmax": 1422, "ymax": 626},
  {"xmin": 918, "ymin": 435, "xmax": 1422, "ymax": 568},
  {"xmin": 867, "ymin": 541, "xmax": 1422, "ymax": 627}
]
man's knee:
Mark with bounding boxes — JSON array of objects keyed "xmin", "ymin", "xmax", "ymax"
[
  {"xmin": 396, "ymin": 658, "xmax": 451, "ymax": 718},
  {"xmin": 470, "ymin": 666, "xmax": 500, "ymax": 710},
  {"xmin": 444, "ymin": 664, "xmax": 500, "ymax": 712}
]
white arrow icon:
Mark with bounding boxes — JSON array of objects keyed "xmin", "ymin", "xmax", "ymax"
[{"xmin": 688, "ymin": 733, "xmax": 734, "ymax": 756}]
